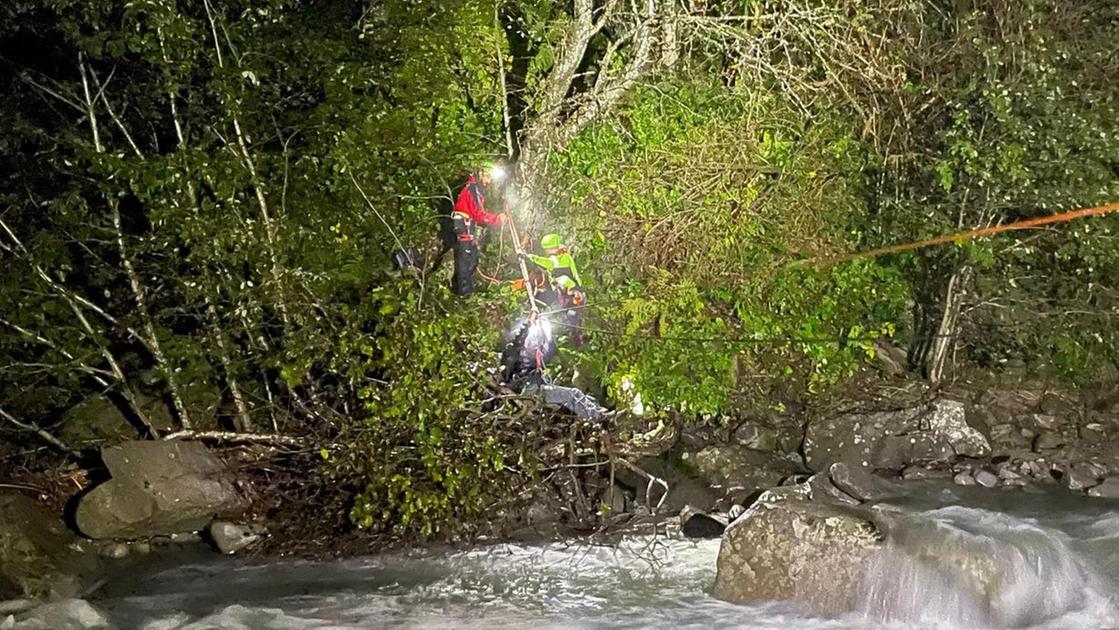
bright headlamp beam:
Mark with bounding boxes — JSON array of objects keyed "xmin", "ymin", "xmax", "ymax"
[{"xmin": 490, "ymin": 165, "xmax": 508, "ymax": 182}]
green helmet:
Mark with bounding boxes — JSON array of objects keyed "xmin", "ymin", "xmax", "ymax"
[{"xmin": 540, "ymin": 233, "xmax": 563, "ymax": 250}]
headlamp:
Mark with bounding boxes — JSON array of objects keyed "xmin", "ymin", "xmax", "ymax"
[{"xmin": 489, "ymin": 164, "xmax": 508, "ymax": 182}]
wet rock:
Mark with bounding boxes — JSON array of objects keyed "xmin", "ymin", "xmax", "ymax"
[
  {"xmin": 1038, "ymin": 392, "xmax": 1076, "ymax": 417},
  {"xmin": 953, "ymin": 471, "xmax": 977, "ymax": 486},
  {"xmin": 679, "ymin": 506, "xmax": 727, "ymax": 538},
  {"xmin": 713, "ymin": 501, "xmax": 883, "ymax": 613},
  {"xmin": 807, "ymin": 473, "xmax": 860, "ymax": 506},
  {"xmin": 684, "ymin": 446, "xmax": 798, "ymax": 496},
  {"xmin": 829, "ymin": 463, "xmax": 899, "ymax": 502},
  {"xmin": 99, "ymin": 542, "xmax": 129, "ymax": 560},
  {"xmin": 0, "ymin": 494, "xmax": 100, "ymax": 601},
  {"xmin": 731, "ymin": 422, "xmax": 779, "ymax": 452},
  {"xmin": 1087, "ymin": 478, "xmax": 1119, "ymax": 499},
  {"xmin": 804, "ymin": 399, "xmax": 990, "ymax": 471},
  {"xmin": 901, "ymin": 466, "xmax": 952, "ymax": 481},
  {"xmin": 1064, "ymin": 462, "xmax": 1107, "ymax": 492},
  {"xmin": 57, "ymin": 395, "xmax": 140, "ymax": 447},
  {"xmin": 1033, "ymin": 432, "xmax": 1066, "ymax": 451},
  {"xmin": 1027, "ymin": 413, "xmax": 1061, "ymax": 432},
  {"xmin": 0, "ymin": 599, "xmax": 36, "ymax": 616},
  {"xmin": 974, "ymin": 470, "xmax": 999, "ymax": 488},
  {"xmin": 1, "ymin": 598, "xmax": 111, "ymax": 629},
  {"xmin": 677, "ymin": 422, "xmax": 722, "ymax": 450},
  {"xmin": 209, "ymin": 521, "xmax": 263, "ymax": 555},
  {"xmin": 75, "ymin": 441, "xmax": 246, "ymax": 540},
  {"xmin": 754, "ymin": 483, "xmax": 812, "ymax": 505}
]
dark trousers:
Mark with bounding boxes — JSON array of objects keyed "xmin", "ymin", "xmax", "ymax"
[{"xmin": 452, "ymin": 238, "xmax": 478, "ymax": 296}]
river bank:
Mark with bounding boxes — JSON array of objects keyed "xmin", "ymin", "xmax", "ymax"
[
  {"xmin": 6, "ymin": 366, "xmax": 1119, "ymax": 622},
  {"xmin": 6, "ymin": 480, "xmax": 1119, "ymax": 629}
]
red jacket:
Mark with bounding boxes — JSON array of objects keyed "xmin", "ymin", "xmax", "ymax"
[{"xmin": 454, "ymin": 175, "xmax": 502, "ymax": 227}]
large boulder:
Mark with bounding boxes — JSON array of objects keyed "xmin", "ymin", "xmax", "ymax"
[
  {"xmin": 0, "ymin": 494, "xmax": 100, "ymax": 600},
  {"xmin": 712, "ymin": 499, "xmax": 884, "ymax": 614},
  {"xmin": 804, "ymin": 400, "xmax": 990, "ymax": 471},
  {"xmin": 683, "ymin": 445, "xmax": 799, "ymax": 494},
  {"xmin": 75, "ymin": 440, "xmax": 246, "ymax": 539}
]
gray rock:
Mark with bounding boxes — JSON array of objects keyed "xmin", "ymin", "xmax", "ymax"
[
  {"xmin": 731, "ymin": 423, "xmax": 779, "ymax": 452},
  {"xmin": 0, "ymin": 599, "xmax": 36, "ymax": 616},
  {"xmin": 754, "ymin": 483, "xmax": 813, "ymax": 505},
  {"xmin": 1028, "ymin": 413, "xmax": 1061, "ymax": 431},
  {"xmin": 0, "ymin": 494, "xmax": 100, "ymax": 600},
  {"xmin": 58, "ymin": 395, "xmax": 139, "ymax": 447},
  {"xmin": 1033, "ymin": 432, "xmax": 1065, "ymax": 451},
  {"xmin": 712, "ymin": 501, "xmax": 883, "ymax": 614},
  {"xmin": 974, "ymin": 470, "xmax": 999, "ymax": 488},
  {"xmin": 1065, "ymin": 462, "xmax": 1107, "ymax": 492},
  {"xmin": 807, "ymin": 473, "xmax": 860, "ymax": 506},
  {"xmin": 75, "ymin": 441, "xmax": 246, "ymax": 540},
  {"xmin": 997, "ymin": 467, "xmax": 1024, "ymax": 482},
  {"xmin": 209, "ymin": 521, "xmax": 262, "ymax": 555},
  {"xmin": 685, "ymin": 445, "xmax": 798, "ymax": 494},
  {"xmin": 953, "ymin": 471, "xmax": 977, "ymax": 486},
  {"xmin": 926, "ymin": 400, "xmax": 992, "ymax": 458},
  {"xmin": 829, "ymin": 463, "xmax": 900, "ymax": 502},
  {"xmin": 804, "ymin": 399, "xmax": 990, "ymax": 471},
  {"xmin": 679, "ymin": 505, "xmax": 727, "ymax": 538},
  {"xmin": 1088, "ymin": 478, "xmax": 1119, "ymax": 499},
  {"xmin": 100, "ymin": 543, "xmax": 129, "ymax": 559},
  {"xmin": 901, "ymin": 466, "xmax": 952, "ymax": 481}
]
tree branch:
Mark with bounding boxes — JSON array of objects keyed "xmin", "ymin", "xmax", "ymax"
[{"xmin": 0, "ymin": 406, "xmax": 76, "ymax": 455}]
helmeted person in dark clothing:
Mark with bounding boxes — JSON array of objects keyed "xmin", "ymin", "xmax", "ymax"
[
  {"xmin": 500, "ymin": 313, "xmax": 605, "ymax": 420},
  {"xmin": 446, "ymin": 169, "xmax": 503, "ymax": 296}
]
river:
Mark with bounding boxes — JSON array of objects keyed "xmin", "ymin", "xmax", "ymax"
[{"xmin": 7, "ymin": 482, "xmax": 1119, "ymax": 630}]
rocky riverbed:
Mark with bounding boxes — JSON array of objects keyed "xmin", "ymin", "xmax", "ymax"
[{"xmin": 6, "ymin": 378, "xmax": 1119, "ymax": 626}]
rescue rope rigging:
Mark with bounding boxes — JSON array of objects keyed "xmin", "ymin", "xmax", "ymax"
[
  {"xmin": 530, "ymin": 201, "xmax": 1119, "ymax": 349},
  {"xmin": 805, "ymin": 202, "xmax": 1119, "ymax": 267}
]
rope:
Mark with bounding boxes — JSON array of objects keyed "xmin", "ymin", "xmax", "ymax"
[
  {"xmin": 806, "ymin": 202, "xmax": 1119, "ymax": 267},
  {"xmin": 550, "ymin": 320, "xmax": 962, "ymax": 346}
]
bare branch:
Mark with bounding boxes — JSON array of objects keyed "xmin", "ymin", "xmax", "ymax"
[
  {"xmin": 163, "ymin": 430, "xmax": 308, "ymax": 448},
  {"xmin": 0, "ymin": 406, "xmax": 77, "ymax": 455}
]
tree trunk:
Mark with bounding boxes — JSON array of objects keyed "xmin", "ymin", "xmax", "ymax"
[{"xmin": 908, "ymin": 262, "xmax": 971, "ymax": 385}]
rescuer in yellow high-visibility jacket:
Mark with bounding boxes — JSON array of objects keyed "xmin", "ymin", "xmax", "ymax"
[{"xmin": 526, "ymin": 233, "xmax": 582, "ymax": 288}]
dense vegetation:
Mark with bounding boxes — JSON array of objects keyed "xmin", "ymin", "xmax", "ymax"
[{"xmin": 0, "ymin": 0, "xmax": 1115, "ymax": 536}]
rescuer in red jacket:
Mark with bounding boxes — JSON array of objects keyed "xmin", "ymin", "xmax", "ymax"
[{"xmin": 448, "ymin": 169, "xmax": 504, "ymax": 296}]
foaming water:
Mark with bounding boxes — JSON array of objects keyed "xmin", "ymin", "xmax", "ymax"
[
  {"xmin": 7, "ymin": 485, "xmax": 1119, "ymax": 630},
  {"xmin": 858, "ymin": 506, "xmax": 1117, "ymax": 629}
]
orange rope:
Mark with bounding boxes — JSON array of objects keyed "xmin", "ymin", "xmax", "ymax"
[{"xmin": 808, "ymin": 202, "xmax": 1119, "ymax": 267}]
